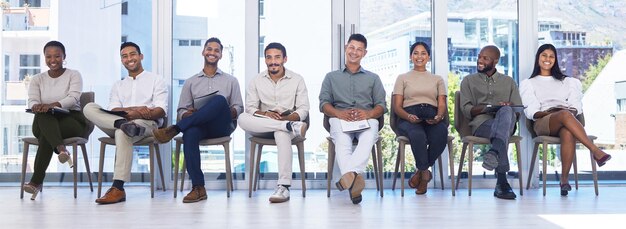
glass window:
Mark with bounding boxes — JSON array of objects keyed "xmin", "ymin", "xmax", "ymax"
[
  {"xmin": 257, "ymin": 0, "xmax": 331, "ymax": 179},
  {"xmin": 449, "ymin": 1, "xmax": 519, "ymax": 178},
  {"xmin": 539, "ymin": 0, "xmax": 626, "ymax": 182},
  {"xmin": 360, "ymin": 0, "xmax": 432, "ymax": 174},
  {"xmin": 0, "ymin": 1, "xmax": 153, "ymax": 181},
  {"xmin": 172, "ymin": 0, "xmax": 246, "ymax": 179}
]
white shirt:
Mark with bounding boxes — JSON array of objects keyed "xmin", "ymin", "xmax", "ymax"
[
  {"xmin": 520, "ymin": 76, "xmax": 583, "ymax": 120},
  {"xmin": 109, "ymin": 71, "xmax": 169, "ymax": 121},
  {"xmin": 245, "ymin": 68, "xmax": 309, "ymax": 121}
]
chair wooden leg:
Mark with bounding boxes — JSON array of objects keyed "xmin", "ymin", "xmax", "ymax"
[
  {"xmin": 149, "ymin": 145, "xmax": 155, "ymax": 198},
  {"xmin": 224, "ymin": 142, "xmax": 233, "ymax": 198},
  {"xmin": 590, "ymin": 150, "xmax": 599, "ymax": 196},
  {"xmin": 456, "ymin": 143, "xmax": 468, "ymax": 190},
  {"xmin": 438, "ymin": 156, "xmax": 444, "ymax": 190},
  {"xmin": 467, "ymin": 142, "xmax": 474, "ymax": 196},
  {"xmin": 327, "ymin": 140, "xmax": 335, "ymax": 198},
  {"xmin": 181, "ymin": 159, "xmax": 186, "ymax": 192},
  {"xmin": 297, "ymin": 142, "xmax": 306, "ymax": 197},
  {"xmin": 80, "ymin": 144, "xmax": 93, "ymax": 192},
  {"xmin": 527, "ymin": 143, "xmax": 539, "ymax": 190},
  {"xmin": 371, "ymin": 147, "xmax": 379, "ymax": 192},
  {"xmin": 73, "ymin": 144, "xmax": 78, "ymax": 198},
  {"xmin": 377, "ymin": 139, "xmax": 384, "ymax": 197},
  {"xmin": 154, "ymin": 145, "xmax": 165, "ymax": 192},
  {"xmin": 248, "ymin": 141, "xmax": 256, "ymax": 198},
  {"xmin": 97, "ymin": 142, "xmax": 106, "ymax": 198},
  {"xmin": 515, "ymin": 141, "xmax": 523, "ymax": 196},
  {"xmin": 542, "ymin": 142, "xmax": 548, "ymax": 196},
  {"xmin": 573, "ymin": 153, "xmax": 579, "ymax": 190},
  {"xmin": 20, "ymin": 142, "xmax": 30, "ymax": 199},
  {"xmin": 392, "ymin": 143, "xmax": 401, "ymax": 191},
  {"xmin": 400, "ymin": 141, "xmax": 405, "ymax": 197},
  {"xmin": 447, "ymin": 138, "xmax": 456, "ymax": 196},
  {"xmin": 173, "ymin": 141, "xmax": 181, "ymax": 198},
  {"xmin": 254, "ymin": 144, "xmax": 263, "ymax": 191}
]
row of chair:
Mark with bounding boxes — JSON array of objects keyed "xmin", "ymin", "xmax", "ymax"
[{"xmin": 19, "ymin": 91, "xmax": 602, "ymax": 199}]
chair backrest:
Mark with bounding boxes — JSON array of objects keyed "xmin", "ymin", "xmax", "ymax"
[
  {"xmin": 80, "ymin": 92, "xmax": 95, "ymax": 139},
  {"xmin": 323, "ymin": 111, "xmax": 384, "ymax": 133},
  {"xmin": 526, "ymin": 113, "xmax": 586, "ymax": 138},
  {"xmin": 454, "ymin": 91, "xmax": 473, "ymax": 138}
]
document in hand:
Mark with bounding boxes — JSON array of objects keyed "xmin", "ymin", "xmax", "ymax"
[
  {"xmin": 482, "ymin": 104, "xmax": 525, "ymax": 113},
  {"xmin": 192, "ymin": 90, "xmax": 219, "ymax": 109},
  {"xmin": 545, "ymin": 105, "xmax": 577, "ymax": 113},
  {"xmin": 26, "ymin": 107, "xmax": 70, "ymax": 115},
  {"xmin": 340, "ymin": 119, "xmax": 371, "ymax": 133},
  {"xmin": 253, "ymin": 113, "xmax": 272, "ymax": 119},
  {"xmin": 99, "ymin": 108, "xmax": 128, "ymax": 116}
]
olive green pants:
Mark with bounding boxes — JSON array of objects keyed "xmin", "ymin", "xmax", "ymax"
[{"xmin": 30, "ymin": 111, "xmax": 86, "ymax": 184}]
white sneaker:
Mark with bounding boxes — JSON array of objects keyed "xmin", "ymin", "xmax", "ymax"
[
  {"xmin": 290, "ymin": 121, "xmax": 307, "ymax": 138},
  {"xmin": 269, "ymin": 185, "xmax": 290, "ymax": 203}
]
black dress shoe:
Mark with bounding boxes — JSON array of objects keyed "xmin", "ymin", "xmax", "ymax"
[{"xmin": 494, "ymin": 183, "xmax": 517, "ymax": 200}]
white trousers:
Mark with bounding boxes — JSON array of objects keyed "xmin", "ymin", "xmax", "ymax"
[
  {"xmin": 329, "ymin": 118, "xmax": 379, "ymax": 175},
  {"xmin": 238, "ymin": 113, "xmax": 296, "ymax": 185},
  {"xmin": 83, "ymin": 103, "xmax": 158, "ymax": 182}
]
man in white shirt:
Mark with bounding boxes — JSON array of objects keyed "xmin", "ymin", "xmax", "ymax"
[
  {"xmin": 238, "ymin": 42, "xmax": 309, "ymax": 203},
  {"xmin": 83, "ymin": 42, "xmax": 168, "ymax": 204}
]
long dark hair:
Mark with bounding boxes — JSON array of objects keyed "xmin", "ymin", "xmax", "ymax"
[{"xmin": 530, "ymin": 43, "xmax": 567, "ymax": 80}]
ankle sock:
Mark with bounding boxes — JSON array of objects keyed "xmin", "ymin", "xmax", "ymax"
[
  {"xmin": 114, "ymin": 119, "xmax": 128, "ymax": 129},
  {"xmin": 112, "ymin": 180, "xmax": 125, "ymax": 191},
  {"xmin": 496, "ymin": 172, "xmax": 507, "ymax": 185},
  {"xmin": 285, "ymin": 122, "xmax": 293, "ymax": 131}
]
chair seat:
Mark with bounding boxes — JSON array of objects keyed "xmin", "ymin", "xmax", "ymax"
[
  {"xmin": 174, "ymin": 136, "xmax": 232, "ymax": 145},
  {"xmin": 98, "ymin": 136, "xmax": 158, "ymax": 145},
  {"xmin": 249, "ymin": 136, "xmax": 306, "ymax": 145},
  {"xmin": 396, "ymin": 135, "xmax": 454, "ymax": 143},
  {"xmin": 533, "ymin": 135, "xmax": 597, "ymax": 144},
  {"xmin": 462, "ymin": 135, "xmax": 522, "ymax": 144},
  {"xmin": 22, "ymin": 136, "xmax": 89, "ymax": 145}
]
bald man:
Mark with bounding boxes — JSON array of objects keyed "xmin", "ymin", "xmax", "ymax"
[{"xmin": 459, "ymin": 45, "xmax": 522, "ymax": 200}]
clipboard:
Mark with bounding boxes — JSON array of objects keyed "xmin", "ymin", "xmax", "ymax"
[
  {"xmin": 192, "ymin": 90, "xmax": 219, "ymax": 109},
  {"xmin": 26, "ymin": 107, "xmax": 70, "ymax": 115},
  {"xmin": 482, "ymin": 104, "xmax": 525, "ymax": 113},
  {"xmin": 100, "ymin": 108, "xmax": 128, "ymax": 116}
]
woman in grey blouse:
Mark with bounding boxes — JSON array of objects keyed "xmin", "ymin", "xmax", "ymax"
[{"xmin": 23, "ymin": 41, "xmax": 86, "ymax": 200}]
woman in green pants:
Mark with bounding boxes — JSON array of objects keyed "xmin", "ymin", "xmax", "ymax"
[{"xmin": 23, "ymin": 41, "xmax": 85, "ymax": 199}]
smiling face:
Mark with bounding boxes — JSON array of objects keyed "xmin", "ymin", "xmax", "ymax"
[
  {"xmin": 44, "ymin": 46, "xmax": 65, "ymax": 71},
  {"xmin": 538, "ymin": 49, "xmax": 556, "ymax": 75},
  {"xmin": 265, "ymin": 48, "xmax": 287, "ymax": 77},
  {"xmin": 203, "ymin": 41, "xmax": 222, "ymax": 66},
  {"xmin": 411, "ymin": 44, "xmax": 430, "ymax": 71},
  {"xmin": 345, "ymin": 40, "xmax": 367, "ymax": 66},
  {"xmin": 477, "ymin": 47, "xmax": 498, "ymax": 74},
  {"xmin": 120, "ymin": 46, "xmax": 144, "ymax": 75}
]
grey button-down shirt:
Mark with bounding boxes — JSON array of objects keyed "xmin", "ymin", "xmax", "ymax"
[
  {"xmin": 319, "ymin": 66, "xmax": 387, "ymax": 113},
  {"xmin": 176, "ymin": 69, "xmax": 243, "ymax": 121},
  {"xmin": 460, "ymin": 71, "xmax": 522, "ymax": 133},
  {"xmin": 245, "ymin": 68, "xmax": 309, "ymax": 121}
]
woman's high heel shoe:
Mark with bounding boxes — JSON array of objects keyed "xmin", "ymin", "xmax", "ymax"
[
  {"xmin": 594, "ymin": 154, "xmax": 611, "ymax": 167},
  {"xmin": 23, "ymin": 182, "xmax": 42, "ymax": 200},
  {"xmin": 58, "ymin": 151, "xmax": 74, "ymax": 168},
  {"xmin": 560, "ymin": 183, "xmax": 572, "ymax": 196}
]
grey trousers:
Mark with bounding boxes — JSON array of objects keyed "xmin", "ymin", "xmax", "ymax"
[{"xmin": 473, "ymin": 106, "xmax": 516, "ymax": 173}]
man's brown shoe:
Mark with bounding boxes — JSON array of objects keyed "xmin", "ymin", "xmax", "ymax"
[
  {"xmin": 183, "ymin": 186, "xmax": 207, "ymax": 203},
  {"xmin": 335, "ymin": 172, "xmax": 356, "ymax": 191},
  {"xmin": 153, "ymin": 126, "xmax": 179, "ymax": 143},
  {"xmin": 415, "ymin": 170, "xmax": 432, "ymax": 195},
  {"xmin": 408, "ymin": 171, "xmax": 421, "ymax": 189},
  {"xmin": 350, "ymin": 173, "xmax": 365, "ymax": 204},
  {"xmin": 96, "ymin": 187, "xmax": 126, "ymax": 204}
]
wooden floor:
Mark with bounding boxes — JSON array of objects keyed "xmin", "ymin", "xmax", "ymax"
[{"xmin": 3, "ymin": 185, "xmax": 625, "ymax": 228}]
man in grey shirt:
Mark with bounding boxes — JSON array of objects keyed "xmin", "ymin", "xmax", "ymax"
[
  {"xmin": 459, "ymin": 45, "xmax": 522, "ymax": 200},
  {"xmin": 153, "ymin": 37, "xmax": 243, "ymax": 203},
  {"xmin": 319, "ymin": 34, "xmax": 387, "ymax": 204}
]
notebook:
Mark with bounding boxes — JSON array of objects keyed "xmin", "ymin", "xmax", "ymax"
[
  {"xmin": 192, "ymin": 90, "xmax": 219, "ymax": 109},
  {"xmin": 26, "ymin": 107, "xmax": 70, "ymax": 115},
  {"xmin": 340, "ymin": 119, "xmax": 371, "ymax": 133}
]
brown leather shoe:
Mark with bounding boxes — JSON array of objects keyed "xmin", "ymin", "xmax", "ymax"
[
  {"xmin": 153, "ymin": 126, "xmax": 179, "ymax": 143},
  {"xmin": 415, "ymin": 170, "xmax": 432, "ymax": 195},
  {"xmin": 183, "ymin": 186, "xmax": 207, "ymax": 203},
  {"xmin": 408, "ymin": 171, "xmax": 421, "ymax": 189},
  {"xmin": 335, "ymin": 172, "xmax": 356, "ymax": 191},
  {"xmin": 350, "ymin": 173, "xmax": 365, "ymax": 204},
  {"xmin": 96, "ymin": 187, "xmax": 126, "ymax": 204}
]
